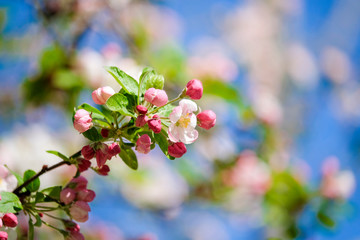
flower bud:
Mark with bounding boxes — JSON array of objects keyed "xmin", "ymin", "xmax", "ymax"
[
  {"xmin": 148, "ymin": 115, "xmax": 162, "ymax": 134},
  {"xmin": 77, "ymin": 189, "xmax": 96, "ymax": 202},
  {"xmin": 73, "ymin": 109, "xmax": 92, "ymax": 133},
  {"xmin": 136, "ymin": 134, "xmax": 152, "ymax": 154},
  {"xmin": 77, "ymin": 158, "xmax": 91, "ymax": 172},
  {"xmin": 0, "ymin": 231, "xmax": 7, "ymax": 240},
  {"xmin": 63, "ymin": 220, "xmax": 80, "ymax": 232},
  {"xmin": 92, "ymin": 86, "xmax": 115, "ymax": 105},
  {"xmin": 67, "ymin": 231, "xmax": 85, "ymax": 240},
  {"xmin": 186, "ymin": 79, "xmax": 203, "ymax": 100},
  {"xmin": 197, "ymin": 110, "xmax": 216, "ymax": 130},
  {"xmin": 81, "ymin": 145, "xmax": 95, "ymax": 160},
  {"xmin": 144, "ymin": 88, "xmax": 168, "ymax": 107},
  {"xmin": 69, "ymin": 201, "xmax": 90, "ymax": 223},
  {"xmin": 168, "ymin": 142, "xmax": 187, "ymax": 158},
  {"xmin": 100, "ymin": 129, "xmax": 109, "ymax": 138},
  {"xmin": 108, "ymin": 143, "xmax": 121, "ymax": 158},
  {"xmin": 136, "ymin": 105, "xmax": 148, "ymax": 114},
  {"xmin": 0, "ymin": 218, "xmax": 3, "ymax": 228},
  {"xmin": 60, "ymin": 188, "xmax": 76, "ymax": 205},
  {"xmin": 149, "ymin": 74, "xmax": 165, "ymax": 90},
  {"xmin": 2, "ymin": 213, "xmax": 18, "ymax": 228},
  {"xmin": 136, "ymin": 115, "xmax": 148, "ymax": 127},
  {"xmin": 97, "ymin": 165, "xmax": 110, "ymax": 176},
  {"xmin": 69, "ymin": 176, "xmax": 88, "ymax": 191}
]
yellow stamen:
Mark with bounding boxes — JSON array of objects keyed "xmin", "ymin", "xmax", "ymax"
[{"xmin": 177, "ymin": 114, "xmax": 191, "ymax": 128}]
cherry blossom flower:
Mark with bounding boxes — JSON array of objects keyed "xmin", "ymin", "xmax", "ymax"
[{"xmin": 168, "ymin": 100, "xmax": 198, "ymax": 144}]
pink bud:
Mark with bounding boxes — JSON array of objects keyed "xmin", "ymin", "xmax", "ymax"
[
  {"xmin": 81, "ymin": 145, "xmax": 95, "ymax": 160},
  {"xmin": 95, "ymin": 150, "xmax": 107, "ymax": 168},
  {"xmin": 101, "ymin": 129, "xmax": 109, "ymax": 138},
  {"xmin": 60, "ymin": 188, "xmax": 76, "ymax": 205},
  {"xmin": 136, "ymin": 105, "xmax": 148, "ymax": 114},
  {"xmin": 148, "ymin": 117, "xmax": 162, "ymax": 134},
  {"xmin": 97, "ymin": 165, "xmax": 110, "ymax": 176},
  {"xmin": 92, "ymin": 86, "xmax": 115, "ymax": 105},
  {"xmin": 67, "ymin": 231, "xmax": 85, "ymax": 240},
  {"xmin": 2, "ymin": 213, "xmax": 18, "ymax": 228},
  {"xmin": 186, "ymin": 79, "xmax": 203, "ymax": 100},
  {"xmin": 69, "ymin": 176, "xmax": 88, "ymax": 191},
  {"xmin": 77, "ymin": 158, "xmax": 91, "ymax": 172},
  {"xmin": 168, "ymin": 142, "xmax": 187, "ymax": 158},
  {"xmin": 144, "ymin": 88, "xmax": 168, "ymax": 107},
  {"xmin": 73, "ymin": 109, "xmax": 93, "ymax": 133},
  {"xmin": 136, "ymin": 115, "xmax": 148, "ymax": 127},
  {"xmin": 0, "ymin": 231, "xmax": 7, "ymax": 240},
  {"xmin": 63, "ymin": 220, "xmax": 80, "ymax": 232},
  {"xmin": 69, "ymin": 201, "xmax": 91, "ymax": 223},
  {"xmin": 0, "ymin": 218, "xmax": 3, "ymax": 228},
  {"xmin": 136, "ymin": 134, "xmax": 152, "ymax": 154},
  {"xmin": 77, "ymin": 189, "xmax": 96, "ymax": 202},
  {"xmin": 108, "ymin": 143, "xmax": 121, "ymax": 158},
  {"xmin": 197, "ymin": 110, "xmax": 216, "ymax": 130}
]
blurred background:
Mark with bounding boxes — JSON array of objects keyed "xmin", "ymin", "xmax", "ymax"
[{"xmin": 1, "ymin": 0, "xmax": 360, "ymax": 239}]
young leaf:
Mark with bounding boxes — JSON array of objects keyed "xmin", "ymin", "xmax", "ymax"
[
  {"xmin": 317, "ymin": 212, "xmax": 335, "ymax": 228},
  {"xmin": 0, "ymin": 192, "xmax": 23, "ymax": 213},
  {"xmin": 154, "ymin": 130, "xmax": 175, "ymax": 160},
  {"xmin": 78, "ymin": 103, "xmax": 111, "ymax": 123},
  {"xmin": 119, "ymin": 146, "xmax": 138, "ymax": 170},
  {"xmin": 82, "ymin": 127, "xmax": 103, "ymax": 141},
  {"xmin": 34, "ymin": 214, "xmax": 42, "ymax": 227},
  {"xmin": 106, "ymin": 93, "xmax": 136, "ymax": 117},
  {"xmin": 23, "ymin": 170, "xmax": 40, "ymax": 192},
  {"xmin": 156, "ymin": 104, "xmax": 175, "ymax": 118},
  {"xmin": 105, "ymin": 66, "xmax": 139, "ymax": 95},
  {"xmin": 41, "ymin": 186, "xmax": 62, "ymax": 201},
  {"xmin": 46, "ymin": 150, "xmax": 69, "ymax": 161}
]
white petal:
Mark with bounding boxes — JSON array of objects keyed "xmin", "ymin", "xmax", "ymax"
[
  {"xmin": 168, "ymin": 124, "xmax": 181, "ymax": 143},
  {"xmin": 180, "ymin": 128, "xmax": 198, "ymax": 144},
  {"xmin": 169, "ymin": 106, "xmax": 182, "ymax": 123},
  {"xmin": 189, "ymin": 113, "xmax": 197, "ymax": 128},
  {"xmin": 179, "ymin": 99, "xmax": 197, "ymax": 114}
]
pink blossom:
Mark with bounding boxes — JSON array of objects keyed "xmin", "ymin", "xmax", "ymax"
[
  {"xmin": 321, "ymin": 157, "xmax": 355, "ymax": 199},
  {"xmin": 0, "ymin": 231, "xmax": 7, "ymax": 240},
  {"xmin": 77, "ymin": 158, "xmax": 91, "ymax": 172},
  {"xmin": 92, "ymin": 86, "xmax": 115, "ymax": 105},
  {"xmin": 148, "ymin": 115, "xmax": 162, "ymax": 134},
  {"xmin": 197, "ymin": 110, "xmax": 216, "ymax": 130},
  {"xmin": 60, "ymin": 188, "xmax": 76, "ymax": 205},
  {"xmin": 168, "ymin": 142, "xmax": 187, "ymax": 158},
  {"xmin": 69, "ymin": 176, "xmax": 88, "ymax": 191},
  {"xmin": 186, "ymin": 79, "xmax": 203, "ymax": 100},
  {"xmin": 0, "ymin": 218, "xmax": 2, "ymax": 228},
  {"xmin": 136, "ymin": 105, "xmax": 148, "ymax": 114},
  {"xmin": 67, "ymin": 231, "xmax": 85, "ymax": 240},
  {"xmin": 81, "ymin": 145, "xmax": 95, "ymax": 160},
  {"xmin": 108, "ymin": 143, "xmax": 121, "ymax": 157},
  {"xmin": 168, "ymin": 100, "xmax": 198, "ymax": 144},
  {"xmin": 136, "ymin": 115, "xmax": 149, "ymax": 127},
  {"xmin": 144, "ymin": 88, "xmax": 168, "ymax": 107},
  {"xmin": 95, "ymin": 143, "xmax": 110, "ymax": 167},
  {"xmin": 136, "ymin": 134, "xmax": 152, "ymax": 154},
  {"xmin": 70, "ymin": 201, "xmax": 91, "ymax": 222},
  {"xmin": 97, "ymin": 165, "xmax": 110, "ymax": 176},
  {"xmin": 77, "ymin": 189, "xmax": 96, "ymax": 202},
  {"xmin": 2, "ymin": 213, "xmax": 18, "ymax": 228},
  {"xmin": 73, "ymin": 109, "xmax": 93, "ymax": 133}
]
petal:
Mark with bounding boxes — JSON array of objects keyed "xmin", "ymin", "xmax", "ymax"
[
  {"xmin": 189, "ymin": 113, "xmax": 197, "ymax": 128},
  {"xmin": 169, "ymin": 106, "xmax": 182, "ymax": 123},
  {"xmin": 168, "ymin": 124, "xmax": 182, "ymax": 143},
  {"xmin": 180, "ymin": 128, "xmax": 198, "ymax": 144},
  {"xmin": 179, "ymin": 99, "xmax": 197, "ymax": 114}
]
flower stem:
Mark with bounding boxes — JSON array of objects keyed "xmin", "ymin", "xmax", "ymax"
[{"xmin": 148, "ymin": 94, "xmax": 183, "ymax": 115}]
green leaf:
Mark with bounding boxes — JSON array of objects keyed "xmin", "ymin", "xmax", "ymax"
[
  {"xmin": 106, "ymin": 93, "xmax": 136, "ymax": 117},
  {"xmin": 0, "ymin": 192, "xmax": 23, "ymax": 213},
  {"xmin": 41, "ymin": 186, "xmax": 62, "ymax": 201},
  {"xmin": 105, "ymin": 66, "xmax": 139, "ymax": 95},
  {"xmin": 139, "ymin": 67, "xmax": 164, "ymax": 93},
  {"xmin": 46, "ymin": 150, "xmax": 69, "ymax": 161},
  {"xmin": 317, "ymin": 212, "xmax": 335, "ymax": 228},
  {"xmin": 156, "ymin": 104, "xmax": 175, "ymax": 118},
  {"xmin": 23, "ymin": 170, "xmax": 40, "ymax": 192},
  {"xmin": 119, "ymin": 146, "xmax": 138, "ymax": 170},
  {"xmin": 82, "ymin": 127, "xmax": 103, "ymax": 141},
  {"xmin": 5, "ymin": 165, "xmax": 23, "ymax": 187},
  {"xmin": 78, "ymin": 103, "xmax": 111, "ymax": 123},
  {"xmin": 53, "ymin": 70, "xmax": 83, "ymax": 90},
  {"xmin": 28, "ymin": 218, "xmax": 34, "ymax": 240},
  {"xmin": 154, "ymin": 130, "xmax": 175, "ymax": 160}
]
